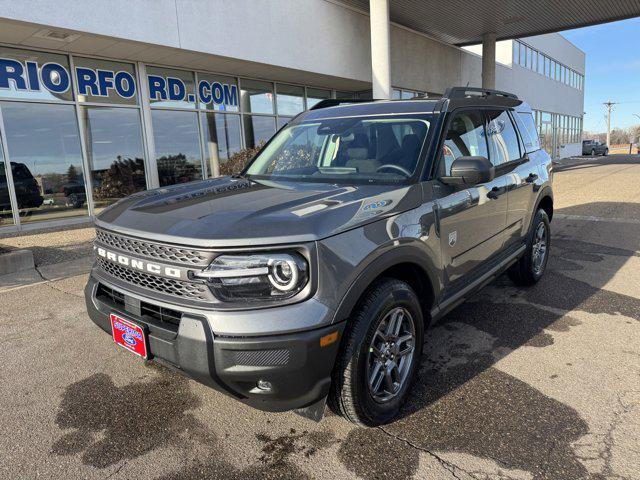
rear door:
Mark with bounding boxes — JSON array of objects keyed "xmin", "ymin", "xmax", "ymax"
[
  {"xmin": 485, "ymin": 109, "xmax": 541, "ymax": 248},
  {"xmin": 433, "ymin": 109, "xmax": 508, "ymax": 290}
]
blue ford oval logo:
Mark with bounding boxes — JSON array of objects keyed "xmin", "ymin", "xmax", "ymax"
[
  {"xmin": 123, "ymin": 333, "xmax": 137, "ymax": 347},
  {"xmin": 363, "ymin": 199, "xmax": 391, "ymax": 211}
]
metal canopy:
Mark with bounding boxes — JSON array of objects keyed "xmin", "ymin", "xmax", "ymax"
[{"xmin": 340, "ymin": 0, "xmax": 640, "ymax": 45}]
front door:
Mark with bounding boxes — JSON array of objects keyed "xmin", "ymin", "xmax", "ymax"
[{"xmin": 433, "ymin": 110, "xmax": 508, "ymax": 292}]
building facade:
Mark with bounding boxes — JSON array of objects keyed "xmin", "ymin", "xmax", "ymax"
[{"xmin": 0, "ymin": 0, "xmax": 585, "ymax": 232}]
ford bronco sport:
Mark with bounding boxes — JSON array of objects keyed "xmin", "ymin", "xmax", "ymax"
[{"xmin": 85, "ymin": 87, "xmax": 553, "ymax": 425}]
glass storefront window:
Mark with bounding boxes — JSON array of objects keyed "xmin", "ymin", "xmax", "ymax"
[
  {"xmin": 306, "ymin": 88, "xmax": 331, "ymax": 109},
  {"xmin": 147, "ymin": 66, "xmax": 196, "ymax": 109},
  {"xmin": 0, "ymin": 46, "xmax": 73, "ymax": 102},
  {"xmin": 243, "ymin": 115, "xmax": 276, "ymax": 149},
  {"xmin": 196, "ymin": 73, "xmax": 239, "ymax": 112},
  {"xmin": 277, "ymin": 116, "xmax": 293, "ymax": 130},
  {"xmin": 74, "ymin": 57, "xmax": 138, "ymax": 106},
  {"xmin": 80, "ymin": 106, "xmax": 146, "ymax": 212},
  {"xmin": 276, "ymin": 84, "xmax": 304, "ymax": 116},
  {"xmin": 0, "ymin": 102, "xmax": 87, "ymax": 223},
  {"xmin": 356, "ymin": 90, "xmax": 373, "ymax": 100},
  {"xmin": 151, "ymin": 109, "xmax": 203, "ymax": 186},
  {"xmin": 200, "ymin": 112, "xmax": 242, "ymax": 177},
  {"xmin": 335, "ymin": 91, "xmax": 354, "ymax": 100},
  {"xmin": 241, "ymin": 79, "xmax": 274, "ymax": 114},
  {"xmin": 0, "ymin": 141, "xmax": 14, "ymax": 226}
]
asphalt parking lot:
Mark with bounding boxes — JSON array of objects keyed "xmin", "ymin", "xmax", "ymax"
[{"xmin": 1, "ymin": 155, "xmax": 639, "ymax": 480}]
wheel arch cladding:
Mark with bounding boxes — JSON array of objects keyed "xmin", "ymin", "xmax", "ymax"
[
  {"xmin": 537, "ymin": 193, "xmax": 553, "ymax": 221},
  {"xmin": 333, "ymin": 248, "xmax": 437, "ymax": 327}
]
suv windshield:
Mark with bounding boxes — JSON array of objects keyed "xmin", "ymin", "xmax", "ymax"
[{"xmin": 246, "ymin": 115, "xmax": 432, "ymax": 184}]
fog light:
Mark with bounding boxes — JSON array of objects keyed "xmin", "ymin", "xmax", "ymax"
[{"xmin": 257, "ymin": 379, "xmax": 273, "ymax": 392}]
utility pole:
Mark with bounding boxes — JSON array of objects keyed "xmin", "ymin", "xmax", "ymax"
[{"xmin": 604, "ymin": 101, "xmax": 617, "ymax": 147}]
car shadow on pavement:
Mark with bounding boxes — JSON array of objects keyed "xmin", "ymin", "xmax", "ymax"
[{"xmin": 341, "ymin": 201, "xmax": 639, "ymax": 480}]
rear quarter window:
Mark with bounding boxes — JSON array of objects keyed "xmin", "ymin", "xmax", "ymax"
[{"xmin": 514, "ymin": 112, "xmax": 541, "ymax": 153}]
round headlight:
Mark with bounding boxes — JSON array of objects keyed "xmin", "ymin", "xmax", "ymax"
[{"xmin": 268, "ymin": 258, "xmax": 299, "ymax": 291}]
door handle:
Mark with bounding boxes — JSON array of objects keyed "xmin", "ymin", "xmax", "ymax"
[
  {"xmin": 525, "ymin": 173, "xmax": 538, "ymax": 183},
  {"xmin": 487, "ymin": 186, "xmax": 502, "ymax": 200}
]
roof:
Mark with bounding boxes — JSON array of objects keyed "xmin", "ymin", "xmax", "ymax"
[
  {"xmin": 301, "ymin": 88, "xmax": 527, "ymax": 120},
  {"xmin": 338, "ymin": 0, "xmax": 640, "ymax": 45},
  {"xmin": 302, "ymin": 99, "xmax": 439, "ymax": 120}
]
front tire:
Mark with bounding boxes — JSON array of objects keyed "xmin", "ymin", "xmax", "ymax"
[
  {"xmin": 328, "ymin": 279, "xmax": 423, "ymax": 426},
  {"xmin": 591, "ymin": 149, "xmax": 596, "ymax": 156},
  {"xmin": 509, "ymin": 209, "xmax": 551, "ymax": 286},
  {"xmin": 603, "ymin": 149, "xmax": 609, "ymax": 156}
]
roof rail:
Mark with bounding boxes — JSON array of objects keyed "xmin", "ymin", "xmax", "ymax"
[
  {"xmin": 443, "ymin": 87, "xmax": 518, "ymax": 100},
  {"xmin": 309, "ymin": 98, "xmax": 383, "ymax": 110}
]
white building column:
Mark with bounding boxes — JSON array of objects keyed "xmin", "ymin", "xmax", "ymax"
[
  {"xmin": 370, "ymin": 0, "xmax": 392, "ymax": 99},
  {"xmin": 482, "ymin": 32, "xmax": 497, "ymax": 90}
]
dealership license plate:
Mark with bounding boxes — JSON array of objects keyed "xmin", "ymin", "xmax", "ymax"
[{"xmin": 110, "ymin": 313, "xmax": 148, "ymax": 359}]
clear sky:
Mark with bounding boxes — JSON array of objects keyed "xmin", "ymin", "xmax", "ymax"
[{"xmin": 561, "ymin": 17, "xmax": 640, "ymax": 133}]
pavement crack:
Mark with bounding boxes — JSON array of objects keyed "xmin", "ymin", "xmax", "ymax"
[
  {"xmin": 103, "ymin": 460, "xmax": 127, "ymax": 479},
  {"xmin": 33, "ymin": 265, "xmax": 84, "ymax": 299},
  {"xmin": 377, "ymin": 425, "xmax": 470, "ymax": 480}
]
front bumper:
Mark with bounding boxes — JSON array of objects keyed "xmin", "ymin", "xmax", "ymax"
[{"xmin": 85, "ymin": 275, "xmax": 345, "ymax": 412}]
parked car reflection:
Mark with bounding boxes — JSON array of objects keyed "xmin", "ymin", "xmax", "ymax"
[
  {"xmin": 1, "ymin": 161, "xmax": 91, "ymax": 222},
  {"xmin": 0, "ymin": 161, "xmax": 44, "ymax": 212}
]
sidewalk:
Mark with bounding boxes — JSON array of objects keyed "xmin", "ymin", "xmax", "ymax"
[{"xmin": 0, "ymin": 224, "xmax": 95, "ymax": 292}]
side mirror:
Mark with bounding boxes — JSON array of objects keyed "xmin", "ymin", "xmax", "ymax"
[{"xmin": 441, "ymin": 156, "xmax": 495, "ymax": 186}]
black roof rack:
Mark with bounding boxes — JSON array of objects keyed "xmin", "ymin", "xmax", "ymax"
[
  {"xmin": 309, "ymin": 98, "xmax": 382, "ymax": 110},
  {"xmin": 308, "ymin": 88, "xmax": 518, "ymax": 112},
  {"xmin": 443, "ymin": 87, "xmax": 518, "ymax": 100}
]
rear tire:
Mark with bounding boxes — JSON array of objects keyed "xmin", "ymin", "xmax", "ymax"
[
  {"xmin": 508, "ymin": 209, "xmax": 551, "ymax": 286},
  {"xmin": 328, "ymin": 278, "xmax": 423, "ymax": 426},
  {"xmin": 591, "ymin": 149, "xmax": 596, "ymax": 156}
]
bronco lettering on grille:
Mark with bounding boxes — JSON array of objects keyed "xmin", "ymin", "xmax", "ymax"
[{"xmin": 96, "ymin": 246, "xmax": 182, "ymax": 279}]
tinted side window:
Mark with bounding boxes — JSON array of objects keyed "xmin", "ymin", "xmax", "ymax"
[
  {"xmin": 441, "ymin": 111, "xmax": 488, "ymax": 175},
  {"xmin": 514, "ymin": 112, "xmax": 541, "ymax": 152},
  {"xmin": 11, "ymin": 163, "xmax": 34, "ymax": 180},
  {"xmin": 486, "ymin": 110, "xmax": 521, "ymax": 165}
]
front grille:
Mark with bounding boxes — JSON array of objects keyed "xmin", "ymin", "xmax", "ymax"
[
  {"xmin": 96, "ymin": 257, "xmax": 210, "ymax": 301},
  {"xmin": 96, "ymin": 283, "xmax": 125, "ymax": 308},
  {"xmin": 140, "ymin": 302, "xmax": 181, "ymax": 327},
  {"xmin": 96, "ymin": 283, "xmax": 182, "ymax": 329},
  {"xmin": 95, "ymin": 229, "xmax": 211, "ymax": 266}
]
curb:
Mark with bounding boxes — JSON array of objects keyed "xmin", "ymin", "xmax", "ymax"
[{"xmin": 0, "ymin": 249, "xmax": 35, "ymax": 276}]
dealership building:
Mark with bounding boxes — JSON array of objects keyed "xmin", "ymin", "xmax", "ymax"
[{"xmin": 0, "ymin": 0, "xmax": 635, "ymax": 232}]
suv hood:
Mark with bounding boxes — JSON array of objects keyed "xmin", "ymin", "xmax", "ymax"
[{"xmin": 96, "ymin": 176, "xmax": 422, "ymax": 247}]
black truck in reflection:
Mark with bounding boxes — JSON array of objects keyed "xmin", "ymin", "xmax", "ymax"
[{"xmin": 0, "ymin": 162, "xmax": 44, "ymax": 212}]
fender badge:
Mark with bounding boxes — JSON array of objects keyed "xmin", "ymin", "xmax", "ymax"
[{"xmin": 448, "ymin": 231, "xmax": 457, "ymax": 247}]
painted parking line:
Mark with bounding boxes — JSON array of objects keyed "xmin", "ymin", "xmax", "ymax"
[{"xmin": 554, "ymin": 213, "xmax": 640, "ymax": 225}]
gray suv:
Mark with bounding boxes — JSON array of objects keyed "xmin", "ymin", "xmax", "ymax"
[
  {"xmin": 85, "ymin": 87, "xmax": 553, "ymax": 425},
  {"xmin": 582, "ymin": 139, "xmax": 608, "ymax": 156}
]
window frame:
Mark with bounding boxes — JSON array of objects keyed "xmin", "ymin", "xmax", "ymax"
[
  {"xmin": 483, "ymin": 108, "xmax": 524, "ymax": 168},
  {"xmin": 431, "ymin": 108, "xmax": 491, "ymax": 180},
  {"xmin": 511, "ymin": 110, "xmax": 542, "ymax": 154}
]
